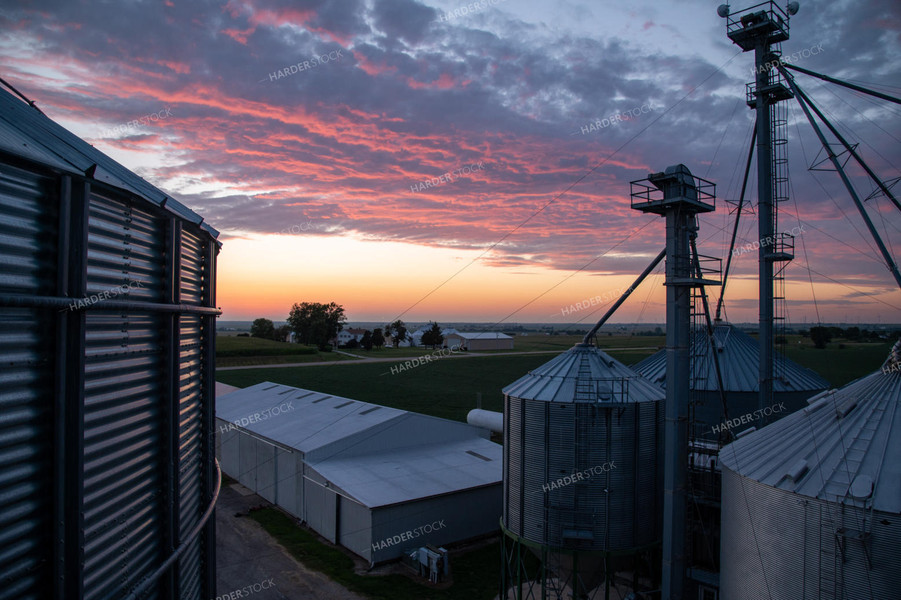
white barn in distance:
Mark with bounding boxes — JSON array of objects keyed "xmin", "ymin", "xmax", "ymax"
[
  {"xmin": 215, "ymin": 382, "xmax": 502, "ymax": 564},
  {"xmin": 446, "ymin": 332, "xmax": 514, "ymax": 351}
]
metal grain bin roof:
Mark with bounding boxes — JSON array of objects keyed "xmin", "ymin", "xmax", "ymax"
[
  {"xmin": 217, "ymin": 382, "xmax": 502, "ymax": 508},
  {"xmin": 632, "ymin": 322, "xmax": 829, "ymax": 392},
  {"xmin": 0, "ymin": 87, "xmax": 219, "ymax": 239},
  {"xmin": 719, "ymin": 343, "xmax": 901, "ymax": 513},
  {"xmin": 502, "ymin": 343, "xmax": 665, "ymax": 403}
]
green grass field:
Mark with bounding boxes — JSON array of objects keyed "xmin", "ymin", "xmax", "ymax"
[
  {"xmin": 216, "ymin": 354, "xmax": 554, "ymax": 420},
  {"xmin": 216, "ymin": 335, "xmax": 352, "ymax": 367},
  {"xmin": 217, "ymin": 335, "xmax": 318, "ymax": 356},
  {"xmin": 780, "ymin": 338, "xmax": 892, "ymax": 388},
  {"xmin": 215, "ymin": 333, "xmax": 892, "ymax": 419}
]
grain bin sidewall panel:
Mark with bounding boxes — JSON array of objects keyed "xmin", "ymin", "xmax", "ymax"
[
  {"xmin": 721, "ymin": 465, "xmax": 901, "ymax": 599},
  {"xmin": 503, "ymin": 395, "xmax": 524, "ymax": 534},
  {"xmin": 860, "ymin": 508, "xmax": 901, "ymax": 597},
  {"xmin": 522, "ymin": 398, "xmax": 550, "ymax": 544},
  {"xmin": 0, "ymin": 162, "xmax": 58, "ymax": 600},
  {"xmin": 720, "ymin": 466, "xmax": 805, "ymax": 599},
  {"xmin": 0, "ymin": 147, "xmax": 218, "ymax": 598},
  {"xmin": 518, "ymin": 398, "xmax": 660, "ymax": 551}
]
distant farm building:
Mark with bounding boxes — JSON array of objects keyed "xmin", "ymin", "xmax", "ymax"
[
  {"xmin": 409, "ymin": 326, "xmax": 459, "ymax": 347},
  {"xmin": 216, "ymin": 382, "xmax": 502, "ymax": 564},
  {"xmin": 336, "ymin": 327, "xmax": 367, "ymax": 345},
  {"xmin": 446, "ymin": 332, "xmax": 514, "ymax": 351}
]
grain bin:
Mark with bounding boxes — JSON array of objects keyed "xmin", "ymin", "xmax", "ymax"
[
  {"xmin": 719, "ymin": 341, "xmax": 901, "ymax": 599},
  {"xmin": 633, "ymin": 322, "xmax": 829, "ymax": 438},
  {"xmin": 0, "ymin": 85, "xmax": 220, "ymax": 600},
  {"xmin": 501, "ymin": 343, "xmax": 664, "ymax": 599}
]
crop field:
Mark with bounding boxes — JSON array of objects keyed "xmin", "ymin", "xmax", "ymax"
[{"xmin": 215, "ymin": 333, "xmax": 893, "ymax": 420}]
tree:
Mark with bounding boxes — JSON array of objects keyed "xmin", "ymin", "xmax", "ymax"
[
  {"xmin": 275, "ymin": 324, "xmax": 291, "ymax": 342},
  {"xmin": 810, "ymin": 325, "xmax": 831, "ymax": 349},
  {"xmin": 345, "ymin": 338, "xmax": 359, "ymax": 349},
  {"xmin": 360, "ymin": 330, "xmax": 373, "ymax": 350},
  {"xmin": 287, "ymin": 302, "xmax": 347, "ymax": 350},
  {"xmin": 386, "ymin": 319, "xmax": 409, "ymax": 348},
  {"xmin": 421, "ymin": 322, "xmax": 443, "ymax": 349},
  {"xmin": 251, "ymin": 318, "xmax": 275, "ymax": 340},
  {"xmin": 372, "ymin": 327, "xmax": 385, "ymax": 349}
]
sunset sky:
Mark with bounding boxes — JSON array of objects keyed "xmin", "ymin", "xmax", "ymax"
[{"xmin": 3, "ymin": 0, "xmax": 899, "ymax": 325}]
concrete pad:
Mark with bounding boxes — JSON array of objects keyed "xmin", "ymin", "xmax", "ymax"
[{"xmin": 216, "ymin": 482, "xmax": 367, "ymax": 600}]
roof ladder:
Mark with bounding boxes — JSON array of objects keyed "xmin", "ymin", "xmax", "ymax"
[
  {"xmin": 574, "ymin": 354, "xmax": 594, "ymax": 402},
  {"xmin": 819, "ymin": 508, "xmax": 842, "ymax": 600}
]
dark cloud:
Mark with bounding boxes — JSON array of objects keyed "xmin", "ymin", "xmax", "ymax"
[{"xmin": 1, "ymin": 0, "xmax": 898, "ymax": 312}]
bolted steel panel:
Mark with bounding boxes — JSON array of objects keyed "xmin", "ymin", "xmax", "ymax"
[
  {"xmin": 0, "ymin": 307, "xmax": 54, "ymax": 600},
  {"xmin": 86, "ymin": 190, "xmax": 165, "ymax": 300},
  {"xmin": 82, "ymin": 310, "xmax": 165, "ymax": 600},
  {"xmin": 0, "ymin": 163, "xmax": 58, "ymax": 296},
  {"xmin": 179, "ymin": 229, "xmax": 206, "ymax": 305}
]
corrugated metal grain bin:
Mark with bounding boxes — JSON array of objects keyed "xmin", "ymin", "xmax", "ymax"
[
  {"xmin": 0, "ymin": 86, "xmax": 220, "ymax": 600},
  {"xmin": 633, "ymin": 323, "xmax": 829, "ymax": 437},
  {"xmin": 719, "ymin": 341, "xmax": 901, "ymax": 599},
  {"xmin": 501, "ymin": 343, "xmax": 664, "ymax": 595}
]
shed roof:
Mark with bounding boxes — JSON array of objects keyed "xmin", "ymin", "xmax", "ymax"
[
  {"xmin": 632, "ymin": 323, "xmax": 828, "ymax": 393},
  {"xmin": 217, "ymin": 382, "xmax": 405, "ymax": 454},
  {"xmin": 313, "ymin": 436, "xmax": 500, "ymax": 508},
  {"xmin": 449, "ymin": 332, "xmax": 513, "ymax": 340},
  {"xmin": 502, "ymin": 343, "xmax": 665, "ymax": 403},
  {"xmin": 720, "ymin": 342, "xmax": 901, "ymax": 514},
  {"xmin": 217, "ymin": 382, "xmax": 502, "ymax": 508},
  {"xmin": 0, "ymin": 86, "xmax": 219, "ymax": 239}
]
